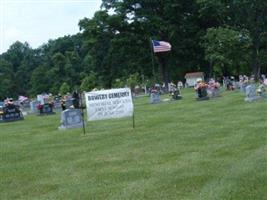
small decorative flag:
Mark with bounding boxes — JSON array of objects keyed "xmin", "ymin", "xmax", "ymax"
[{"xmin": 152, "ymin": 40, "xmax": 171, "ymax": 53}]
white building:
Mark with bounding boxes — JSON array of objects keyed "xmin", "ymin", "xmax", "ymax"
[{"xmin": 185, "ymin": 72, "xmax": 205, "ymax": 87}]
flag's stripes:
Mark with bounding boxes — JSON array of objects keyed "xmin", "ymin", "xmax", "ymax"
[{"xmin": 152, "ymin": 40, "xmax": 171, "ymax": 53}]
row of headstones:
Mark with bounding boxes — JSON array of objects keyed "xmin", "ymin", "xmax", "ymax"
[
  {"xmin": 0, "ymin": 105, "xmax": 83, "ymax": 130},
  {"xmin": 225, "ymin": 77, "xmax": 266, "ymax": 102},
  {"xmin": 149, "ymin": 87, "xmax": 220, "ymax": 104},
  {"xmin": 28, "ymin": 99, "xmax": 73, "ymax": 114},
  {"xmin": 243, "ymin": 83, "xmax": 266, "ymax": 102}
]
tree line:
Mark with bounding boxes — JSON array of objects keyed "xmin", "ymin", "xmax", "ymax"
[{"xmin": 1, "ymin": 0, "xmax": 267, "ymax": 99}]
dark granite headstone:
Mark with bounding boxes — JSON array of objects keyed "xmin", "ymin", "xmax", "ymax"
[
  {"xmin": 0, "ymin": 105, "xmax": 24, "ymax": 122},
  {"xmin": 196, "ymin": 88, "xmax": 209, "ymax": 101},
  {"xmin": 58, "ymin": 109, "xmax": 83, "ymax": 130}
]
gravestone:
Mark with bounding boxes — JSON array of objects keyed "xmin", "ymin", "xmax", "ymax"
[
  {"xmin": 38, "ymin": 103, "xmax": 55, "ymax": 115},
  {"xmin": 244, "ymin": 84, "xmax": 260, "ymax": 102},
  {"xmin": 150, "ymin": 92, "xmax": 160, "ymax": 104},
  {"xmin": 30, "ymin": 100, "xmax": 39, "ymax": 113},
  {"xmin": 58, "ymin": 109, "xmax": 83, "ymax": 130},
  {"xmin": 53, "ymin": 100, "xmax": 61, "ymax": 109},
  {"xmin": 240, "ymin": 82, "xmax": 248, "ymax": 93},
  {"xmin": 0, "ymin": 105, "xmax": 24, "ymax": 122},
  {"xmin": 65, "ymin": 99, "xmax": 73, "ymax": 109},
  {"xmin": 196, "ymin": 88, "xmax": 209, "ymax": 101}
]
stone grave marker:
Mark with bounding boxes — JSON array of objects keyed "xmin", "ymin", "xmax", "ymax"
[
  {"xmin": 150, "ymin": 92, "xmax": 160, "ymax": 104},
  {"xmin": 65, "ymin": 99, "xmax": 73, "ymax": 109},
  {"xmin": 37, "ymin": 103, "xmax": 55, "ymax": 115},
  {"xmin": 0, "ymin": 105, "xmax": 24, "ymax": 122},
  {"xmin": 30, "ymin": 100, "xmax": 39, "ymax": 113},
  {"xmin": 43, "ymin": 103, "xmax": 54, "ymax": 114},
  {"xmin": 244, "ymin": 84, "xmax": 260, "ymax": 102},
  {"xmin": 58, "ymin": 108, "xmax": 83, "ymax": 130}
]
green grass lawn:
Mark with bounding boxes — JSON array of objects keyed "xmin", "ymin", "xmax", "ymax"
[{"xmin": 1, "ymin": 89, "xmax": 267, "ymax": 200}]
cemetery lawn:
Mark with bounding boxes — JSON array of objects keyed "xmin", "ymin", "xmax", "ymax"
[{"xmin": 1, "ymin": 89, "xmax": 267, "ymax": 200}]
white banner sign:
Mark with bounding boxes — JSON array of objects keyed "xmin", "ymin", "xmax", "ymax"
[{"xmin": 85, "ymin": 88, "xmax": 133, "ymax": 121}]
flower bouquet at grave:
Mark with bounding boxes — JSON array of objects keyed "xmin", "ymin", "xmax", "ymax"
[
  {"xmin": 257, "ymin": 81, "xmax": 266, "ymax": 98},
  {"xmin": 37, "ymin": 104, "xmax": 44, "ymax": 113},
  {"xmin": 208, "ymin": 79, "xmax": 221, "ymax": 98},
  {"xmin": 169, "ymin": 83, "xmax": 182, "ymax": 100},
  {"xmin": 194, "ymin": 79, "xmax": 209, "ymax": 100}
]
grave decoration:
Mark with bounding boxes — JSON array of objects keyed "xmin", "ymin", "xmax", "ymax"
[
  {"xmin": 257, "ymin": 81, "xmax": 266, "ymax": 98},
  {"xmin": 58, "ymin": 108, "xmax": 83, "ymax": 130},
  {"xmin": 72, "ymin": 91, "xmax": 80, "ymax": 109},
  {"xmin": 225, "ymin": 76, "xmax": 236, "ymax": 90},
  {"xmin": 169, "ymin": 83, "xmax": 182, "ymax": 100},
  {"xmin": 0, "ymin": 98, "xmax": 24, "ymax": 122},
  {"xmin": 207, "ymin": 79, "xmax": 220, "ymax": 98},
  {"xmin": 194, "ymin": 78, "xmax": 209, "ymax": 100},
  {"xmin": 36, "ymin": 94, "xmax": 55, "ymax": 115}
]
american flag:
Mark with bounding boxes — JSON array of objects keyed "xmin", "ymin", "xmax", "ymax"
[{"xmin": 152, "ymin": 40, "xmax": 171, "ymax": 53}]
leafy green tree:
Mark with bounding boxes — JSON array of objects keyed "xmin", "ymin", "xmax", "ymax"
[
  {"xmin": 112, "ymin": 78, "xmax": 126, "ymax": 88},
  {"xmin": 59, "ymin": 82, "xmax": 70, "ymax": 95},
  {"xmin": 30, "ymin": 66, "xmax": 49, "ymax": 95},
  {"xmin": 202, "ymin": 27, "xmax": 251, "ymax": 76},
  {"xmin": 230, "ymin": 0, "xmax": 267, "ymax": 78},
  {"xmin": 126, "ymin": 73, "xmax": 141, "ymax": 91},
  {"xmin": 80, "ymin": 72, "xmax": 98, "ymax": 92},
  {"xmin": 0, "ymin": 59, "xmax": 13, "ymax": 99}
]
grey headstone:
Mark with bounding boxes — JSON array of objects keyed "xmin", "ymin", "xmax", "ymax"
[
  {"xmin": 65, "ymin": 99, "xmax": 73, "ymax": 109},
  {"xmin": 240, "ymin": 82, "xmax": 248, "ymax": 93},
  {"xmin": 54, "ymin": 101, "xmax": 61, "ymax": 109},
  {"xmin": 150, "ymin": 92, "xmax": 160, "ymax": 104},
  {"xmin": 58, "ymin": 109, "xmax": 83, "ymax": 130},
  {"xmin": 30, "ymin": 101, "xmax": 39, "ymax": 113},
  {"xmin": 42, "ymin": 103, "xmax": 54, "ymax": 114},
  {"xmin": 244, "ymin": 84, "xmax": 260, "ymax": 102}
]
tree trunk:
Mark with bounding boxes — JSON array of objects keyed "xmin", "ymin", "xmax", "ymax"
[
  {"xmin": 157, "ymin": 54, "xmax": 170, "ymax": 91},
  {"xmin": 209, "ymin": 60, "xmax": 213, "ymax": 78},
  {"xmin": 251, "ymin": 40, "xmax": 260, "ymax": 79}
]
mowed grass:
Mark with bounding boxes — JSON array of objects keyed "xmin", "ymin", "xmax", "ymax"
[{"xmin": 1, "ymin": 89, "xmax": 267, "ymax": 200}]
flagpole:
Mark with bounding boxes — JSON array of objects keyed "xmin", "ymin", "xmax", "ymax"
[
  {"xmin": 79, "ymin": 92, "xmax": 86, "ymax": 135},
  {"xmin": 149, "ymin": 38, "xmax": 156, "ymax": 77}
]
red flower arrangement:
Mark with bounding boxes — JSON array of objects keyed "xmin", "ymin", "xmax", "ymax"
[{"xmin": 37, "ymin": 104, "xmax": 43, "ymax": 110}]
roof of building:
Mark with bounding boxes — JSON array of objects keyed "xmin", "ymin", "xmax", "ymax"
[{"xmin": 185, "ymin": 72, "xmax": 204, "ymax": 78}]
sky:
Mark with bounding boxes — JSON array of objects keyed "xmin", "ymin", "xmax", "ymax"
[{"xmin": 0, "ymin": 0, "xmax": 102, "ymax": 54}]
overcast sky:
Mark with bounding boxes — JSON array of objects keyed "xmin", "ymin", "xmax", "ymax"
[{"xmin": 0, "ymin": 0, "xmax": 102, "ymax": 53}]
